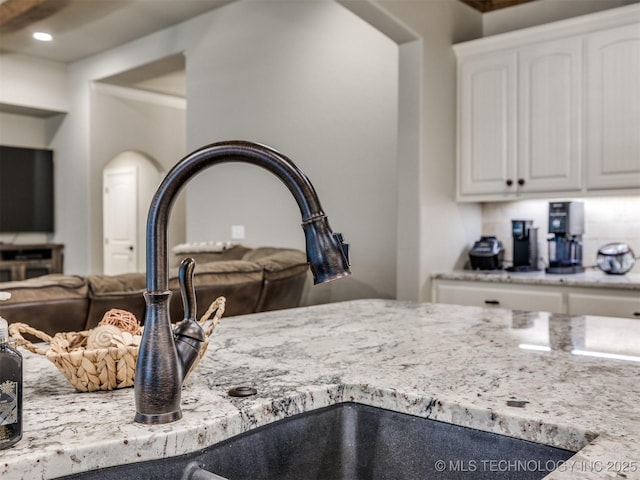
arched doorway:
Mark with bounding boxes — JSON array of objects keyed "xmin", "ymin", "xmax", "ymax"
[{"xmin": 103, "ymin": 150, "xmax": 164, "ymax": 274}]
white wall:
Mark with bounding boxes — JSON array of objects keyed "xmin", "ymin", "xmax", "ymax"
[
  {"xmin": 0, "ymin": 54, "xmax": 68, "ymax": 113},
  {"xmin": 185, "ymin": 0, "xmax": 400, "ymax": 302},
  {"xmin": 0, "ymin": 112, "xmax": 51, "ymax": 148},
  {"xmin": 378, "ymin": 0, "xmax": 484, "ymax": 301}
]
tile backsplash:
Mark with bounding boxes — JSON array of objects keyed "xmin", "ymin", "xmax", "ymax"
[{"xmin": 482, "ymin": 196, "xmax": 640, "ymax": 273}]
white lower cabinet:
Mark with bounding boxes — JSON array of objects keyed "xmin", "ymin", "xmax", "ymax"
[
  {"xmin": 432, "ymin": 279, "xmax": 640, "ymax": 319},
  {"xmin": 434, "ymin": 281, "xmax": 564, "ymax": 314},
  {"xmin": 567, "ymin": 291, "xmax": 640, "ymax": 319}
]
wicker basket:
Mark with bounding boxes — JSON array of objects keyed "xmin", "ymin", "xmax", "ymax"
[{"xmin": 9, "ymin": 296, "xmax": 226, "ymax": 393}]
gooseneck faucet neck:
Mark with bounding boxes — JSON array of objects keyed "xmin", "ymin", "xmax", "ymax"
[
  {"xmin": 135, "ymin": 140, "xmax": 350, "ymax": 424},
  {"xmin": 147, "ymin": 141, "xmax": 325, "ymax": 293}
]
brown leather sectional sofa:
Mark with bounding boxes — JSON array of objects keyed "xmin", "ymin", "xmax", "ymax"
[{"xmin": 0, "ymin": 246, "xmax": 308, "ymax": 336}]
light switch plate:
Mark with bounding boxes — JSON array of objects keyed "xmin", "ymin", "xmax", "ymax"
[{"xmin": 231, "ymin": 225, "xmax": 245, "ymax": 240}]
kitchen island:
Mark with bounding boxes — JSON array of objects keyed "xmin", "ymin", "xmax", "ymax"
[{"xmin": 1, "ymin": 299, "xmax": 639, "ymax": 479}]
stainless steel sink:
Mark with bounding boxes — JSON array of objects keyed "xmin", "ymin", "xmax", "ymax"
[{"xmin": 60, "ymin": 402, "xmax": 575, "ymax": 479}]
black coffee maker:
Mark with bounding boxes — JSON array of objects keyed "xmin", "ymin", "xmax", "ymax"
[
  {"xmin": 546, "ymin": 201, "xmax": 585, "ymax": 274},
  {"xmin": 507, "ymin": 220, "xmax": 538, "ymax": 272}
]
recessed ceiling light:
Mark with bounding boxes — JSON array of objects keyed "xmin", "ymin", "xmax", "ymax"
[{"xmin": 33, "ymin": 32, "xmax": 53, "ymax": 42}]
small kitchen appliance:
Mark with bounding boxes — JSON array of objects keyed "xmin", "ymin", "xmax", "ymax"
[
  {"xmin": 469, "ymin": 236, "xmax": 504, "ymax": 270},
  {"xmin": 596, "ymin": 242, "xmax": 636, "ymax": 275},
  {"xmin": 507, "ymin": 220, "xmax": 539, "ymax": 272},
  {"xmin": 546, "ymin": 201, "xmax": 585, "ymax": 274}
]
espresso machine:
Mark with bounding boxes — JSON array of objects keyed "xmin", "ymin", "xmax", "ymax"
[
  {"xmin": 507, "ymin": 220, "xmax": 538, "ymax": 272},
  {"xmin": 546, "ymin": 201, "xmax": 585, "ymax": 274}
]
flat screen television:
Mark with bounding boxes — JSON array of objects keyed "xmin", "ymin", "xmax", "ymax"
[{"xmin": 0, "ymin": 145, "xmax": 54, "ymax": 233}]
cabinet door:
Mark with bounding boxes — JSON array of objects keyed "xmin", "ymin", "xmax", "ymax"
[
  {"xmin": 586, "ymin": 23, "xmax": 640, "ymax": 190},
  {"xmin": 434, "ymin": 282, "xmax": 564, "ymax": 314},
  {"xmin": 518, "ymin": 37, "xmax": 583, "ymax": 193},
  {"xmin": 458, "ymin": 51, "xmax": 517, "ymax": 196},
  {"xmin": 568, "ymin": 291, "xmax": 640, "ymax": 320}
]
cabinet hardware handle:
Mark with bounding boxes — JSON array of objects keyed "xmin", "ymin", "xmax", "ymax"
[
  {"xmin": 517, "ymin": 178, "xmax": 525, "ymax": 186},
  {"xmin": 484, "ymin": 299, "xmax": 500, "ymax": 305},
  {"xmin": 634, "ymin": 312, "xmax": 640, "ymax": 317},
  {"xmin": 505, "ymin": 179, "xmax": 513, "ymax": 187}
]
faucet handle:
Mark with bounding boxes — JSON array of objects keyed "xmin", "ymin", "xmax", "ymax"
[
  {"xmin": 174, "ymin": 258, "xmax": 205, "ymax": 378},
  {"xmin": 178, "ymin": 257, "xmax": 197, "ymax": 321}
]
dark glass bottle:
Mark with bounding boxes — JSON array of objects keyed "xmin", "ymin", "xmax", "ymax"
[{"xmin": 0, "ymin": 317, "xmax": 22, "ymax": 449}]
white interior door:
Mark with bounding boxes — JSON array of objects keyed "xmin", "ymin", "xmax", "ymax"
[{"xmin": 103, "ymin": 167, "xmax": 137, "ymax": 275}]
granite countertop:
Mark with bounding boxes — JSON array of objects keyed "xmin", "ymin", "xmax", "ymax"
[
  {"xmin": 2, "ymin": 299, "xmax": 640, "ymax": 479},
  {"xmin": 433, "ymin": 269, "xmax": 640, "ymax": 290}
]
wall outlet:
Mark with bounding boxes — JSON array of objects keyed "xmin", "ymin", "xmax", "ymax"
[{"xmin": 231, "ymin": 225, "xmax": 245, "ymax": 240}]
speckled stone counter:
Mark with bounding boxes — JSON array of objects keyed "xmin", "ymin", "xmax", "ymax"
[
  {"xmin": 2, "ymin": 300, "xmax": 639, "ymax": 479},
  {"xmin": 433, "ymin": 270, "xmax": 640, "ymax": 291}
]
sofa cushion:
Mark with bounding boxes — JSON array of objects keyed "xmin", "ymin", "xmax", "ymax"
[
  {"xmin": 244, "ymin": 248, "xmax": 309, "ymax": 280},
  {"xmin": 85, "ymin": 273, "xmax": 147, "ymax": 330},
  {"xmin": 168, "ymin": 260, "xmax": 264, "ymax": 319},
  {"xmin": 245, "ymin": 248, "xmax": 309, "ymax": 312},
  {"xmin": 0, "ymin": 274, "xmax": 89, "ymax": 335}
]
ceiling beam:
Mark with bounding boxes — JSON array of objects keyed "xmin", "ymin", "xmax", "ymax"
[
  {"xmin": 0, "ymin": 0, "xmax": 58, "ymax": 28},
  {"xmin": 459, "ymin": 0, "xmax": 536, "ymax": 13},
  {"xmin": 0, "ymin": 0, "xmax": 43, "ymax": 25}
]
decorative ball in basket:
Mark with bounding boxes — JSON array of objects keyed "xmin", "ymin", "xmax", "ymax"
[{"xmin": 9, "ymin": 297, "xmax": 225, "ymax": 393}]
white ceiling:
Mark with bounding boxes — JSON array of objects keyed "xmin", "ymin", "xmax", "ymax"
[{"xmin": 0, "ymin": 0, "xmax": 232, "ymax": 63}]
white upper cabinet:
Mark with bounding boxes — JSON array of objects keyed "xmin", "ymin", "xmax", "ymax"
[
  {"xmin": 518, "ymin": 37, "xmax": 583, "ymax": 193},
  {"xmin": 454, "ymin": 4, "xmax": 640, "ymax": 201},
  {"xmin": 586, "ymin": 23, "xmax": 640, "ymax": 190},
  {"xmin": 458, "ymin": 51, "xmax": 517, "ymax": 196},
  {"xmin": 458, "ymin": 38, "xmax": 583, "ymax": 199}
]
